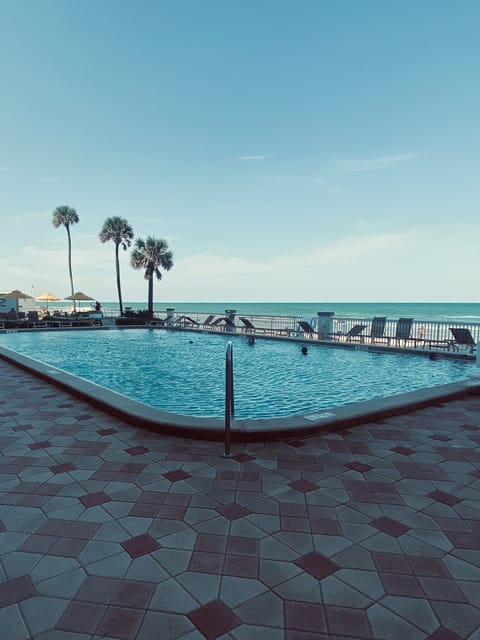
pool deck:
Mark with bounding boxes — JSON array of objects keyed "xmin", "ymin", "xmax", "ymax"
[{"xmin": 1, "ymin": 358, "xmax": 480, "ymax": 639}]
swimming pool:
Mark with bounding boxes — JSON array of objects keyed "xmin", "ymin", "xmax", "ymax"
[{"xmin": 0, "ymin": 328, "xmax": 471, "ymax": 419}]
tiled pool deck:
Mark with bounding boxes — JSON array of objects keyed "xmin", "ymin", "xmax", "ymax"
[{"xmin": 1, "ymin": 357, "xmax": 480, "ymax": 639}]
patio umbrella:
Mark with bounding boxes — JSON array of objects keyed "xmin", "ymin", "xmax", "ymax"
[
  {"xmin": 64, "ymin": 291, "xmax": 95, "ymax": 301},
  {"xmin": 4, "ymin": 289, "xmax": 34, "ymax": 300},
  {"xmin": 36, "ymin": 292, "xmax": 60, "ymax": 310},
  {"xmin": 64, "ymin": 291, "xmax": 95, "ymax": 312}
]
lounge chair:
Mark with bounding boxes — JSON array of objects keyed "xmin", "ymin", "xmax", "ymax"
[
  {"xmin": 239, "ymin": 317, "xmax": 256, "ymax": 332},
  {"xmin": 390, "ymin": 317, "xmax": 414, "ymax": 346},
  {"xmin": 174, "ymin": 315, "xmax": 199, "ymax": 327},
  {"xmin": 345, "ymin": 324, "xmax": 367, "ymax": 342},
  {"xmin": 370, "ymin": 317, "xmax": 387, "ymax": 343},
  {"xmin": 209, "ymin": 317, "xmax": 236, "ymax": 331},
  {"xmin": 297, "ymin": 320, "xmax": 316, "ymax": 339},
  {"xmin": 450, "ymin": 327, "xmax": 476, "ymax": 353},
  {"xmin": 202, "ymin": 314, "xmax": 216, "ymax": 328}
]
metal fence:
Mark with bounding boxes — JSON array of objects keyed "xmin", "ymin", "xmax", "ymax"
[{"xmin": 160, "ymin": 310, "xmax": 479, "ymax": 352}]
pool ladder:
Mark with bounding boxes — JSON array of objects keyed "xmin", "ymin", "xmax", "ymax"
[{"xmin": 224, "ymin": 341, "xmax": 235, "ymax": 457}]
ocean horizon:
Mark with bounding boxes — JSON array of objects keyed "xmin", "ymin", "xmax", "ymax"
[{"xmin": 41, "ymin": 301, "xmax": 480, "ymax": 324}]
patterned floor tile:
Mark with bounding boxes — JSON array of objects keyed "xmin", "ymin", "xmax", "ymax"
[{"xmin": 1, "ymin": 359, "xmax": 480, "ymax": 639}]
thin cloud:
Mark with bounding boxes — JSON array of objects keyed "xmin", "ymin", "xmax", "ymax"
[
  {"xmin": 235, "ymin": 153, "xmax": 271, "ymax": 161},
  {"xmin": 0, "ymin": 167, "xmax": 7, "ymax": 172},
  {"xmin": 335, "ymin": 153, "xmax": 420, "ymax": 174},
  {"xmin": 182, "ymin": 231, "xmax": 412, "ymax": 277}
]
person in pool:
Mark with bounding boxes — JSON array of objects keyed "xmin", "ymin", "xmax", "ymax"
[{"xmin": 301, "ymin": 346, "xmax": 308, "ymax": 355}]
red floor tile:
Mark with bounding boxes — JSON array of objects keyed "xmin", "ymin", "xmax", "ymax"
[
  {"xmin": 29, "ymin": 440, "xmax": 52, "ymax": 450},
  {"xmin": 407, "ymin": 556, "xmax": 449, "ymax": 578},
  {"xmin": 371, "ymin": 517, "xmax": 410, "ymax": 538},
  {"xmin": 391, "ymin": 446, "xmax": 416, "ymax": 456},
  {"xmin": 226, "ymin": 536, "xmax": 259, "ymax": 556},
  {"xmin": 75, "ymin": 575, "xmax": 120, "ymax": 604},
  {"xmin": 188, "ymin": 599, "xmax": 241, "ymax": 639},
  {"xmin": 419, "ymin": 577, "xmax": 468, "ymax": 603},
  {"xmin": 55, "ymin": 601, "xmax": 106, "ymax": 634},
  {"xmin": 428, "ymin": 490, "xmax": 462, "ymax": 506},
  {"xmin": 295, "ymin": 551, "xmax": 340, "ymax": 580},
  {"xmin": 121, "ymin": 534, "xmax": 161, "ymax": 559},
  {"xmin": 288, "ymin": 479, "xmax": 318, "ymax": 493},
  {"xmin": 216, "ymin": 502, "xmax": 251, "ymax": 520},
  {"xmin": 49, "ymin": 537, "xmax": 88, "ymax": 557},
  {"xmin": 345, "ymin": 461, "xmax": 373, "ymax": 473},
  {"xmin": 0, "ymin": 575, "xmax": 36, "ymax": 608},
  {"xmin": 195, "ymin": 533, "xmax": 228, "ymax": 554},
  {"xmin": 50, "ymin": 462, "xmax": 76, "ymax": 474},
  {"xmin": 380, "ymin": 572, "xmax": 424, "ymax": 597},
  {"xmin": 19, "ymin": 534, "xmax": 57, "ymax": 554},
  {"xmin": 67, "ymin": 521, "xmax": 101, "ymax": 539},
  {"xmin": 189, "ymin": 551, "xmax": 224, "ymax": 575},
  {"xmin": 223, "ymin": 554, "xmax": 258, "ymax": 578},
  {"xmin": 372, "ymin": 552, "xmax": 412, "ymax": 575},
  {"xmin": 96, "ymin": 605, "xmax": 144, "ymax": 640},
  {"xmin": 125, "ymin": 445, "xmax": 150, "ymax": 456},
  {"xmin": 112, "ymin": 580, "xmax": 156, "ymax": 609},
  {"xmin": 325, "ymin": 605, "xmax": 372, "ymax": 638},
  {"xmin": 79, "ymin": 491, "xmax": 112, "ymax": 508},
  {"xmin": 285, "ymin": 601, "xmax": 327, "ymax": 633},
  {"xmin": 445, "ymin": 531, "xmax": 480, "ymax": 550},
  {"xmin": 163, "ymin": 469, "xmax": 191, "ymax": 482}
]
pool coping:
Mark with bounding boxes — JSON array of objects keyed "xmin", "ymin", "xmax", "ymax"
[{"xmin": 2, "ymin": 344, "xmax": 480, "ymax": 441}]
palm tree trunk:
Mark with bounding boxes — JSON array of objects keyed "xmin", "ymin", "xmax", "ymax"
[
  {"xmin": 66, "ymin": 225, "xmax": 75, "ymax": 312},
  {"xmin": 115, "ymin": 243, "xmax": 124, "ymax": 316},
  {"xmin": 147, "ymin": 272, "xmax": 154, "ymax": 320}
]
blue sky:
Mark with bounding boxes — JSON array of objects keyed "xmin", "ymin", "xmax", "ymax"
[{"xmin": 1, "ymin": 0, "xmax": 479, "ymax": 303}]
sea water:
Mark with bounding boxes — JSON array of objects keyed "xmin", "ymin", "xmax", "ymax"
[{"xmin": 42, "ymin": 301, "xmax": 480, "ymax": 324}]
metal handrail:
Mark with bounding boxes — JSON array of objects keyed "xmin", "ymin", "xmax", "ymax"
[{"xmin": 224, "ymin": 340, "xmax": 234, "ymax": 457}]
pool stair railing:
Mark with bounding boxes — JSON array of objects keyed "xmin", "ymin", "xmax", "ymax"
[{"xmin": 223, "ymin": 340, "xmax": 235, "ymax": 457}]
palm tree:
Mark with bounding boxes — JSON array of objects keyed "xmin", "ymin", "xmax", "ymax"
[
  {"xmin": 131, "ymin": 236, "xmax": 173, "ymax": 319},
  {"xmin": 99, "ymin": 217, "xmax": 134, "ymax": 316},
  {"xmin": 52, "ymin": 205, "xmax": 79, "ymax": 310}
]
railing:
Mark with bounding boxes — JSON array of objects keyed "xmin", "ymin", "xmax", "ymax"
[
  {"xmin": 330, "ymin": 317, "xmax": 480, "ymax": 344},
  {"xmin": 61, "ymin": 305, "xmax": 480, "ymax": 353},
  {"xmin": 224, "ymin": 341, "xmax": 234, "ymax": 457}
]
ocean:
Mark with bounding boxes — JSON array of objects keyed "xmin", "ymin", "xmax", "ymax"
[{"xmin": 43, "ymin": 301, "xmax": 480, "ymax": 324}]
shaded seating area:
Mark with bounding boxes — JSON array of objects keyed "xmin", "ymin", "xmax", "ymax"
[{"xmin": 450, "ymin": 327, "xmax": 476, "ymax": 353}]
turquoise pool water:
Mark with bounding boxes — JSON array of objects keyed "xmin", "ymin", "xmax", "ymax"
[{"xmin": 0, "ymin": 329, "xmax": 471, "ymax": 419}]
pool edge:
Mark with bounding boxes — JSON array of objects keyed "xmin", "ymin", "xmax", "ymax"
[{"xmin": 1, "ymin": 345, "xmax": 479, "ymax": 441}]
